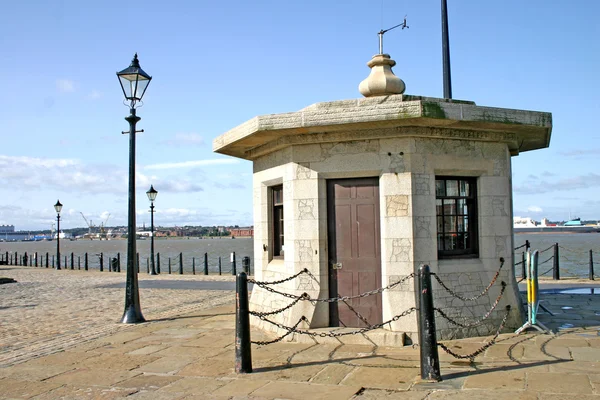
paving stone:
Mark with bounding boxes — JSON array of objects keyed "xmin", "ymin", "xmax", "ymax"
[
  {"xmin": 115, "ymin": 373, "xmax": 184, "ymax": 390},
  {"xmin": 0, "ymin": 378, "xmax": 62, "ymax": 398},
  {"xmin": 30, "ymin": 384, "xmax": 138, "ymax": 399},
  {"xmin": 158, "ymin": 376, "xmax": 227, "ymax": 395},
  {"xmin": 80, "ymin": 352, "xmax": 160, "ymax": 370},
  {"xmin": 341, "ymin": 366, "xmax": 417, "ymax": 390},
  {"xmin": 309, "ymin": 363, "xmax": 355, "ymax": 384},
  {"xmin": 177, "ymin": 359, "xmax": 235, "ymax": 377},
  {"xmin": 571, "ymin": 347, "xmax": 600, "ymax": 362},
  {"xmin": 463, "ymin": 370, "xmax": 525, "ymax": 390},
  {"xmin": 355, "ymin": 388, "xmax": 431, "ymax": 399},
  {"xmin": 548, "ymin": 360, "xmax": 599, "ymax": 373},
  {"xmin": 44, "ymin": 367, "xmax": 140, "ymax": 387},
  {"xmin": 133, "ymin": 356, "xmax": 197, "ymax": 374},
  {"xmin": 22, "ymin": 351, "xmax": 100, "ymax": 367},
  {"xmin": 426, "ymin": 389, "xmax": 537, "ymax": 399},
  {"xmin": 246, "ymin": 363, "xmax": 327, "ymax": 382},
  {"xmin": 153, "ymin": 345, "xmax": 229, "ymax": 359},
  {"xmin": 251, "ymin": 381, "xmax": 361, "ymax": 400},
  {"xmin": 183, "ymin": 334, "xmax": 234, "ymax": 348},
  {"xmin": 128, "ymin": 344, "xmax": 169, "ymax": 355},
  {"xmin": 0, "ymin": 364, "xmax": 74, "ymax": 381},
  {"xmin": 127, "ymin": 390, "xmax": 186, "ymax": 399},
  {"xmin": 209, "ymin": 378, "xmax": 270, "ymax": 397},
  {"xmin": 526, "ymin": 372, "xmax": 593, "ymax": 394}
]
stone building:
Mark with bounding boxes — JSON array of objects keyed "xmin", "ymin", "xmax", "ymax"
[{"xmin": 213, "ymin": 52, "xmax": 552, "ymax": 343}]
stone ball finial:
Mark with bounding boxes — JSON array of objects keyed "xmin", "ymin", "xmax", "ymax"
[{"xmin": 359, "ymin": 53, "xmax": 405, "ymax": 97}]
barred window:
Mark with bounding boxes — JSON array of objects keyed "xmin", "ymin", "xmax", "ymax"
[{"xmin": 435, "ymin": 177, "xmax": 478, "ymax": 258}]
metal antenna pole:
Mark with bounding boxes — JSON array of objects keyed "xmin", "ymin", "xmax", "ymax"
[
  {"xmin": 377, "ymin": 16, "xmax": 409, "ymax": 55},
  {"xmin": 441, "ymin": 0, "xmax": 453, "ymax": 99}
]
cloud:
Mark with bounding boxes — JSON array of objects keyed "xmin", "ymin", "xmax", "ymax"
[
  {"xmin": 513, "ymin": 173, "xmax": 600, "ymax": 194},
  {"xmin": 527, "ymin": 206, "xmax": 543, "ymax": 213},
  {"xmin": 559, "ymin": 149, "xmax": 600, "ymax": 157},
  {"xmin": 144, "ymin": 159, "xmax": 239, "ymax": 170},
  {"xmin": 541, "ymin": 171, "xmax": 556, "ymax": 177},
  {"xmin": 56, "ymin": 79, "xmax": 75, "ymax": 93},
  {"xmin": 161, "ymin": 133, "xmax": 205, "ymax": 147}
]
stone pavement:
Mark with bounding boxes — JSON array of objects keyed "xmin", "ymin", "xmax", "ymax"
[{"xmin": 0, "ymin": 267, "xmax": 599, "ymax": 399}]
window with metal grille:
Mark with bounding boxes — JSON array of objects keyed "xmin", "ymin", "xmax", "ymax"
[
  {"xmin": 435, "ymin": 177, "xmax": 478, "ymax": 258},
  {"xmin": 272, "ymin": 185, "xmax": 284, "ymax": 258}
]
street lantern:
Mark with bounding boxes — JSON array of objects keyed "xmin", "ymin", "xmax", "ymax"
[
  {"xmin": 54, "ymin": 200, "xmax": 62, "ymax": 270},
  {"xmin": 117, "ymin": 53, "xmax": 152, "ymax": 324},
  {"xmin": 146, "ymin": 185, "xmax": 158, "ymax": 275}
]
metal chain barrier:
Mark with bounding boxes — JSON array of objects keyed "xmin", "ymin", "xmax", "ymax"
[
  {"xmin": 514, "ymin": 243, "xmax": 528, "ymax": 251},
  {"xmin": 538, "ymin": 255, "xmax": 554, "ymax": 265},
  {"xmin": 254, "ymin": 307, "xmax": 417, "ymax": 341},
  {"xmin": 438, "ymin": 305, "xmax": 511, "ymax": 361},
  {"xmin": 539, "ymin": 266, "xmax": 554, "ymax": 277},
  {"xmin": 248, "ymin": 268, "xmax": 310, "ymax": 286},
  {"xmin": 431, "ymin": 258, "xmax": 504, "ymax": 302},
  {"xmin": 539, "ymin": 245, "xmax": 555, "ymax": 253},
  {"xmin": 251, "ymin": 317, "xmax": 306, "ymax": 346},
  {"xmin": 249, "ymin": 295, "xmax": 307, "ymax": 318},
  {"xmin": 434, "ymin": 282, "xmax": 506, "ymax": 328}
]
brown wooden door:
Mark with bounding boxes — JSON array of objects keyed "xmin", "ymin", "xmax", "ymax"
[{"xmin": 327, "ymin": 178, "xmax": 382, "ymax": 327}]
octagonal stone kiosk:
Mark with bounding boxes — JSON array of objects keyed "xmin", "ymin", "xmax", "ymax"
[{"xmin": 214, "ymin": 53, "xmax": 552, "ymax": 345}]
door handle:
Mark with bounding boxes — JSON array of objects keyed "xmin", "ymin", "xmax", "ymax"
[{"xmin": 332, "ymin": 262, "xmax": 343, "ymax": 270}]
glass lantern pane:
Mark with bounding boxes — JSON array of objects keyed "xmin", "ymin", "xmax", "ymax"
[{"xmin": 134, "ymin": 78, "xmax": 150, "ymax": 100}]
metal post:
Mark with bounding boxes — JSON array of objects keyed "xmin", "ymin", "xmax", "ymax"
[
  {"xmin": 235, "ymin": 271, "xmax": 252, "ymax": 373},
  {"xmin": 71, "ymin": 252, "xmax": 74, "ymax": 270},
  {"xmin": 242, "ymin": 256, "xmax": 250, "ymax": 274},
  {"xmin": 231, "ymin": 252, "xmax": 236, "ymax": 275},
  {"xmin": 35, "ymin": 252, "xmax": 38, "ymax": 267},
  {"xmin": 52, "ymin": 255, "xmax": 54, "ymax": 268},
  {"xmin": 192, "ymin": 257, "xmax": 196, "ymax": 275},
  {"xmin": 157, "ymin": 253, "xmax": 160, "ymax": 274},
  {"xmin": 146, "ymin": 258, "xmax": 149, "ymax": 274},
  {"xmin": 121, "ymin": 106, "xmax": 145, "ymax": 324},
  {"xmin": 78, "ymin": 256, "xmax": 81, "ymax": 270},
  {"xmin": 117, "ymin": 252, "xmax": 121, "ymax": 272},
  {"xmin": 204, "ymin": 252, "xmax": 209, "ymax": 275},
  {"xmin": 418, "ymin": 264, "xmax": 441, "ymax": 381},
  {"xmin": 521, "ymin": 252, "xmax": 526, "ymax": 280},
  {"xmin": 64, "ymin": 255, "xmax": 67, "ymax": 268},
  {"xmin": 100, "ymin": 253, "xmax": 104, "ymax": 272},
  {"xmin": 85, "ymin": 253, "xmax": 88, "ymax": 271},
  {"xmin": 168, "ymin": 257, "xmax": 171, "ymax": 274},
  {"xmin": 553, "ymin": 243, "xmax": 560, "ymax": 280},
  {"xmin": 46, "ymin": 252, "xmax": 49, "ymax": 268},
  {"xmin": 179, "ymin": 252, "xmax": 183, "ymax": 274},
  {"xmin": 218, "ymin": 256, "xmax": 222, "ymax": 275},
  {"xmin": 137, "ymin": 252, "xmax": 140, "ymax": 273},
  {"xmin": 441, "ymin": 0, "xmax": 452, "ymax": 99},
  {"xmin": 56, "ymin": 214, "xmax": 61, "ymax": 270},
  {"xmin": 149, "ymin": 201, "xmax": 157, "ymax": 275},
  {"xmin": 590, "ymin": 250, "xmax": 594, "ymax": 281}
]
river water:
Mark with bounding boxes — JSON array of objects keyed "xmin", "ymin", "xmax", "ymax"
[
  {"xmin": 0, "ymin": 237, "xmax": 254, "ymax": 274},
  {"xmin": 2, "ymin": 233, "xmax": 599, "ymax": 278}
]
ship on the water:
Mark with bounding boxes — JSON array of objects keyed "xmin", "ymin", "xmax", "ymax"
[{"xmin": 514, "ymin": 216, "xmax": 600, "ymax": 233}]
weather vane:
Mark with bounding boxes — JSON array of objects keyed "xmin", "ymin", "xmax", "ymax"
[{"xmin": 378, "ymin": 16, "xmax": 409, "ymax": 54}]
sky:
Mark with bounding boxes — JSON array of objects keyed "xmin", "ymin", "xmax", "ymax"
[{"xmin": 1, "ymin": 0, "xmax": 599, "ymax": 231}]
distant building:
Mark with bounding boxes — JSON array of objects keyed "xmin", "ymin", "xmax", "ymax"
[
  {"xmin": 230, "ymin": 227, "xmax": 254, "ymax": 237},
  {"xmin": 0, "ymin": 225, "xmax": 15, "ymax": 233}
]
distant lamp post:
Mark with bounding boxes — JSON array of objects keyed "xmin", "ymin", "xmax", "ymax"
[
  {"xmin": 54, "ymin": 200, "xmax": 63, "ymax": 270},
  {"xmin": 117, "ymin": 53, "xmax": 152, "ymax": 324},
  {"xmin": 146, "ymin": 185, "xmax": 158, "ymax": 275}
]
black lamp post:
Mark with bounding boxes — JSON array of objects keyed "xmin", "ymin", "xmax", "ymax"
[
  {"xmin": 54, "ymin": 200, "xmax": 62, "ymax": 270},
  {"xmin": 117, "ymin": 53, "xmax": 152, "ymax": 324},
  {"xmin": 146, "ymin": 185, "xmax": 158, "ymax": 275}
]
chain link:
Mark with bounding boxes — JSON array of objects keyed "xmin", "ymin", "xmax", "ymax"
[
  {"xmin": 249, "ymin": 294, "xmax": 307, "ymax": 318},
  {"xmin": 341, "ymin": 300, "xmax": 371, "ymax": 327},
  {"xmin": 514, "ymin": 243, "xmax": 528, "ymax": 251},
  {"xmin": 251, "ymin": 317, "xmax": 306, "ymax": 345},
  {"xmin": 248, "ymin": 268, "xmax": 309, "ymax": 286},
  {"xmin": 434, "ymin": 282, "xmax": 506, "ymax": 328},
  {"xmin": 539, "ymin": 245, "xmax": 555, "ymax": 253},
  {"xmin": 255, "ymin": 307, "xmax": 417, "ymax": 339},
  {"xmin": 431, "ymin": 258, "xmax": 504, "ymax": 302},
  {"xmin": 539, "ymin": 266, "xmax": 554, "ymax": 277},
  {"xmin": 438, "ymin": 305, "xmax": 511, "ymax": 361},
  {"xmin": 539, "ymin": 255, "xmax": 554, "ymax": 265}
]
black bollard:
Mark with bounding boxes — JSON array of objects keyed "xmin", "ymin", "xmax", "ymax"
[
  {"xmin": 242, "ymin": 256, "xmax": 250, "ymax": 274},
  {"xmin": 192, "ymin": 257, "xmax": 196, "ymax": 275},
  {"xmin": 418, "ymin": 264, "xmax": 441, "ymax": 382},
  {"xmin": 168, "ymin": 258, "xmax": 171, "ymax": 274},
  {"xmin": 590, "ymin": 250, "xmax": 594, "ymax": 281},
  {"xmin": 52, "ymin": 255, "xmax": 55, "ymax": 268},
  {"xmin": 231, "ymin": 252, "xmax": 236, "ymax": 275},
  {"xmin": 71, "ymin": 252, "xmax": 74, "ymax": 270},
  {"xmin": 147, "ymin": 258, "xmax": 149, "ymax": 274},
  {"xmin": 157, "ymin": 253, "xmax": 160, "ymax": 274},
  {"xmin": 521, "ymin": 252, "xmax": 526, "ymax": 280},
  {"xmin": 64, "ymin": 255, "xmax": 67, "ymax": 269},
  {"xmin": 235, "ymin": 271, "xmax": 252, "ymax": 373},
  {"xmin": 46, "ymin": 252, "xmax": 49, "ymax": 268},
  {"xmin": 117, "ymin": 253, "xmax": 121, "ymax": 272},
  {"xmin": 78, "ymin": 256, "xmax": 81, "ymax": 270},
  {"xmin": 137, "ymin": 253, "xmax": 140, "ymax": 273},
  {"xmin": 218, "ymin": 256, "xmax": 222, "ymax": 275},
  {"xmin": 100, "ymin": 253, "xmax": 104, "ymax": 272},
  {"xmin": 85, "ymin": 253, "xmax": 88, "ymax": 271},
  {"xmin": 204, "ymin": 252, "xmax": 208, "ymax": 275},
  {"xmin": 35, "ymin": 252, "xmax": 38, "ymax": 267},
  {"xmin": 179, "ymin": 253, "xmax": 183, "ymax": 274},
  {"xmin": 553, "ymin": 243, "xmax": 560, "ymax": 280}
]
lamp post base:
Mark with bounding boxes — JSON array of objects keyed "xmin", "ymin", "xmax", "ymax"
[{"xmin": 121, "ymin": 305, "xmax": 145, "ymax": 324}]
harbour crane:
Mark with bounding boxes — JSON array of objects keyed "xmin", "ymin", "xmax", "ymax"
[
  {"xmin": 99, "ymin": 213, "xmax": 111, "ymax": 239},
  {"xmin": 80, "ymin": 212, "xmax": 94, "ymax": 238}
]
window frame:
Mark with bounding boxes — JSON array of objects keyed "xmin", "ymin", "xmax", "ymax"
[
  {"xmin": 435, "ymin": 176, "xmax": 479, "ymax": 259},
  {"xmin": 271, "ymin": 185, "xmax": 284, "ymax": 259}
]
